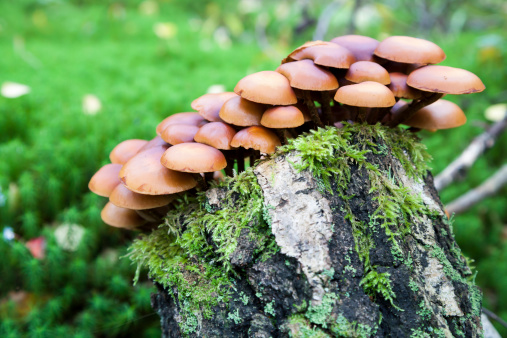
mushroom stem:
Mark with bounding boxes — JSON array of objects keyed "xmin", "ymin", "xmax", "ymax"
[
  {"xmin": 204, "ymin": 172, "xmax": 214, "ymax": 182},
  {"xmin": 377, "ymin": 107, "xmax": 392, "ymax": 124},
  {"xmin": 236, "ymin": 148, "xmax": 245, "ymax": 173},
  {"xmin": 301, "ymin": 90, "xmax": 324, "ymax": 128},
  {"xmin": 192, "ymin": 173, "xmax": 207, "ymax": 190},
  {"xmin": 319, "ymin": 91, "xmax": 334, "ymax": 125},
  {"xmin": 387, "ymin": 93, "xmax": 444, "ymax": 127},
  {"xmin": 366, "ymin": 108, "xmax": 379, "ymax": 124},
  {"xmin": 275, "ymin": 129, "xmax": 288, "ymax": 145},
  {"xmin": 135, "ymin": 209, "xmax": 161, "ymax": 223},
  {"xmin": 344, "ymin": 105, "xmax": 358, "ymax": 121},
  {"xmin": 357, "ymin": 107, "xmax": 369, "ymax": 123}
]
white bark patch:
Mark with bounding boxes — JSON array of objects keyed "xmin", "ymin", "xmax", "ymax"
[
  {"xmin": 254, "ymin": 154, "xmax": 334, "ymax": 304},
  {"xmin": 419, "ymin": 250, "xmax": 464, "ymax": 317}
]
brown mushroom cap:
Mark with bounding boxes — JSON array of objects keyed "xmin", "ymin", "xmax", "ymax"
[
  {"xmin": 276, "ymin": 60, "xmax": 338, "ymax": 91},
  {"xmin": 160, "ymin": 124, "xmax": 200, "ymax": 145},
  {"xmin": 137, "ymin": 136, "xmax": 168, "ymax": 153},
  {"xmin": 191, "ymin": 92, "xmax": 238, "ymax": 122},
  {"xmin": 109, "ymin": 139, "xmax": 148, "ymax": 165},
  {"xmin": 194, "ymin": 122, "xmax": 237, "ymax": 150},
  {"xmin": 234, "ymin": 71, "xmax": 297, "ymax": 105},
  {"xmin": 374, "ymin": 36, "xmax": 446, "ymax": 64},
  {"xmin": 120, "ymin": 145, "xmax": 197, "ymax": 195},
  {"xmin": 261, "ymin": 106, "xmax": 305, "ymax": 128},
  {"xmin": 383, "ymin": 100, "xmax": 408, "ymax": 124},
  {"xmin": 88, "ymin": 163, "xmax": 122, "ymax": 197},
  {"xmin": 230, "ymin": 126, "xmax": 281, "ymax": 154},
  {"xmin": 388, "ymin": 72, "xmax": 423, "ymax": 99},
  {"xmin": 282, "ymin": 40, "xmax": 330, "ymax": 63},
  {"xmin": 331, "ymin": 35, "xmax": 380, "ymax": 62},
  {"xmin": 160, "ymin": 143, "xmax": 227, "ymax": 173},
  {"xmin": 109, "ymin": 184, "xmax": 175, "ymax": 210},
  {"xmin": 101, "ymin": 202, "xmax": 146, "ymax": 229},
  {"xmin": 345, "ymin": 61, "xmax": 390, "ymax": 85},
  {"xmin": 403, "ymin": 99, "xmax": 466, "ymax": 129},
  {"xmin": 219, "ymin": 96, "xmax": 265, "ymax": 126},
  {"xmin": 289, "ymin": 43, "xmax": 356, "ymax": 69},
  {"xmin": 406, "ymin": 65, "xmax": 485, "ymax": 94},
  {"xmin": 156, "ymin": 113, "xmax": 206, "ymax": 136},
  {"xmin": 334, "ymin": 81, "xmax": 396, "ymax": 108}
]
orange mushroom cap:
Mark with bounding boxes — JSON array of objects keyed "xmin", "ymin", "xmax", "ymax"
[
  {"xmin": 403, "ymin": 99, "xmax": 466, "ymax": 130},
  {"xmin": 230, "ymin": 126, "xmax": 281, "ymax": 154},
  {"xmin": 156, "ymin": 112, "xmax": 207, "ymax": 136},
  {"xmin": 110, "ymin": 139, "xmax": 148, "ymax": 165},
  {"xmin": 191, "ymin": 92, "xmax": 238, "ymax": 122},
  {"xmin": 261, "ymin": 106, "xmax": 305, "ymax": 128},
  {"xmin": 388, "ymin": 72, "xmax": 423, "ymax": 99},
  {"xmin": 276, "ymin": 60, "xmax": 338, "ymax": 91},
  {"xmin": 160, "ymin": 143, "xmax": 227, "ymax": 173},
  {"xmin": 345, "ymin": 61, "xmax": 390, "ymax": 85},
  {"xmin": 88, "ymin": 163, "xmax": 122, "ymax": 197},
  {"xmin": 101, "ymin": 202, "xmax": 146, "ymax": 230},
  {"xmin": 194, "ymin": 122, "xmax": 237, "ymax": 150},
  {"xmin": 234, "ymin": 71, "xmax": 297, "ymax": 105},
  {"xmin": 374, "ymin": 36, "xmax": 446, "ymax": 64},
  {"xmin": 109, "ymin": 184, "xmax": 175, "ymax": 210},
  {"xmin": 120, "ymin": 145, "xmax": 197, "ymax": 195},
  {"xmin": 160, "ymin": 124, "xmax": 200, "ymax": 145},
  {"xmin": 331, "ymin": 35, "xmax": 380, "ymax": 62},
  {"xmin": 219, "ymin": 96, "xmax": 265, "ymax": 127},
  {"xmin": 407, "ymin": 65, "xmax": 485, "ymax": 94},
  {"xmin": 289, "ymin": 43, "xmax": 356, "ymax": 69},
  {"xmin": 334, "ymin": 81, "xmax": 396, "ymax": 108}
]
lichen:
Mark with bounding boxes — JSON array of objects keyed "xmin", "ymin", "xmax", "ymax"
[
  {"xmin": 305, "ymin": 293, "xmax": 338, "ymax": 328},
  {"xmin": 331, "ymin": 313, "xmax": 375, "ymax": 338}
]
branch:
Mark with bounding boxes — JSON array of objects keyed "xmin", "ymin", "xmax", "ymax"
[
  {"xmin": 434, "ymin": 111, "xmax": 507, "ymax": 191},
  {"xmin": 446, "ymin": 164, "xmax": 507, "ymax": 215}
]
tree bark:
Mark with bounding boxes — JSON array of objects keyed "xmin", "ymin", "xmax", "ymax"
[{"xmin": 150, "ymin": 130, "xmax": 483, "ymax": 337}]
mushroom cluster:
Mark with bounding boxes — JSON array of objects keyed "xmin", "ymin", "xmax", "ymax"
[{"xmin": 89, "ymin": 35, "xmax": 484, "ymax": 230}]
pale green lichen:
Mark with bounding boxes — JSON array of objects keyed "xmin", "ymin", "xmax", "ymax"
[
  {"xmin": 305, "ymin": 293, "xmax": 338, "ymax": 328},
  {"xmin": 332, "ymin": 313, "xmax": 375, "ymax": 338}
]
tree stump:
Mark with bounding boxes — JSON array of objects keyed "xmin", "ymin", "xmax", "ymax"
[{"xmin": 136, "ymin": 125, "xmax": 482, "ymax": 337}]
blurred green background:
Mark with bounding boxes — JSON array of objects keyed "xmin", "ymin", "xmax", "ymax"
[{"xmin": 0, "ymin": 0, "xmax": 506, "ymax": 336}]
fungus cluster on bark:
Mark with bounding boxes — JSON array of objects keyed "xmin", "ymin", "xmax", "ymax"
[{"xmin": 89, "ymin": 35, "xmax": 484, "ymax": 230}]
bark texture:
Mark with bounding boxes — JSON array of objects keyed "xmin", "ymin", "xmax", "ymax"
[{"xmin": 150, "ymin": 130, "xmax": 483, "ymax": 337}]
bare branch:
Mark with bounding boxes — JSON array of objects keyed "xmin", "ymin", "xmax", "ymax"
[
  {"xmin": 446, "ymin": 164, "xmax": 507, "ymax": 215},
  {"xmin": 434, "ymin": 111, "xmax": 507, "ymax": 191}
]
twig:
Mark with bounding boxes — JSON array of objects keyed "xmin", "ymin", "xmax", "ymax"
[
  {"xmin": 446, "ymin": 164, "xmax": 507, "ymax": 215},
  {"xmin": 483, "ymin": 307, "xmax": 507, "ymax": 329},
  {"xmin": 434, "ymin": 111, "xmax": 507, "ymax": 191}
]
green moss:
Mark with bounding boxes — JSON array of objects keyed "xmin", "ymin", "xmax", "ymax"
[
  {"xmin": 264, "ymin": 300, "xmax": 276, "ymax": 317},
  {"xmin": 127, "ymin": 168, "xmax": 278, "ymax": 332},
  {"xmin": 305, "ymin": 293, "xmax": 338, "ymax": 328},
  {"xmin": 287, "ymin": 314, "xmax": 331, "ymax": 338},
  {"xmin": 360, "ymin": 269, "xmax": 401, "ymax": 311},
  {"xmin": 331, "ymin": 313, "xmax": 375, "ymax": 338}
]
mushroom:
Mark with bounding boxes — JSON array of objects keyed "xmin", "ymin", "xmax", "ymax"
[
  {"xmin": 109, "ymin": 139, "xmax": 148, "ymax": 165},
  {"xmin": 276, "ymin": 59, "xmax": 338, "ymax": 126},
  {"xmin": 234, "ymin": 71, "xmax": 297, "ymax": 105},
  {"xmin": 388, "ymin": 65, "xmax": 485, "ymax": 126},
  {"xmin": 388, "ymin": 72, "xmax": 423, "ymax": 100},
  {"xmin": 330, "ymin": 35, "xmax": 380, "ymax": 62},
  {"xmin": 194, "ymin": 122, "xmax": 237, "ymax": 176},
  {"xmin": 191, "ymin": 92, "xmax": 238, "ymax": 122},
  {"xmin": 109, "ymin": 183, "xmax": 175, "ymax": 210},
  {"xmin": 374, "ymin": 36, "xmax": 446, "ymax": 65},
  {"xmin": 219, "ymin": 96, "xmax": 266, "ymax": 126},
  {"xmin": 119, "ymin": 145, "xmax": 197, "ymax": 195},
  {"xmin": 403, "ymin": 99, "xmax": 466, "ymax": 130},
  {"xmin": 160, "ymin": 124, "xmax": 200, "ymax": 145},
  {"xmin": 260, "ymin": 106, "xmax": 305, "ymax": 144},
  {"xmin": 230, "ymin": 126, "xmax": 281, "ymax": 155},
  {"xmin": 101, "ymin": 202, "xmax": 146, "ymax": 230},
  {"xmin": 334, "ymin": 81, "xmax": 396, "ymax": 122},
  {"xmin": 287, "ymin": 42, "xmax": 356, "ymax": 69},
  {"xmin": 137, "ymin": 136, "xmax": 169, "ymax": 153},
  {"xmin": 88, "ymin": 163, "xmax": 122, "ymax": 197},
  {"xmin": 345, "ymin": 61, "xmax": 391, "ymax": 85},
  {"xmin": 156, "ymin": 112, "xmax": 207, "ymax": 136}
]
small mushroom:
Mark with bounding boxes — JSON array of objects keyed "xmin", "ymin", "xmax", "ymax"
[
  {"xmin": 160, "ymin": 124, "xmax": 200, "ymax": 145},
  {"xmin": 345, "ymin": 61, "xmax": 390, "ymax": 85},
  {"xmin": 288, "ymin": 43, "xmax": 356, "ymax": 69},
  {"xmin": 331, "ymin": 35, "xmax": 380, "ymax": 62},
  {"xmin": 109, "ymin": 184, "xmax": 175, "ymax": 210},
  {"xmin": 137, "ymin": 136, "xmax": 169, "ymax": 153},
  {"xmin": 260, "ymin": 106, "xmax": 305, "ymax": 144},
  {"xmin": 156, "ymin": 112, "xmax": 207, "ymax": 136},
  {"xmin": 230, "ymin": 126, "xmax": 281, "ymax": 155},
  {"xmin": 160, "ymin": 143, "xmax": 227, "ymax": 173},
  {"xmin": 88, "ymin": 163, "xmax": 122, "ymax": 197},
  {"xmin": 219, "ymin": 96, "xmax": 265, "ymax": 126},
  {"xmin": 374, "ymin": 36, "xmax": 446, "ymax": 65},
  {"xmin": 120, "ymin": 145, "xmax": 197, "ymax": 195},
  {"xmin": 234, "ymin": 71, "xmax": 297, "ymax": 105},
  {"xmin": 191, "ymin": 92, "xmax": 238, "ymax": 122},
  {"xmin": 101, "ymin": 202, "xmax": 146, "ymax": 230},
  {"xmin": 109, "ymin": 139, "xmax": 148, "ymax": 165},
  {"xmin": 403, "ymin": 99, "xmax": 466, "ymax": 130}
]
